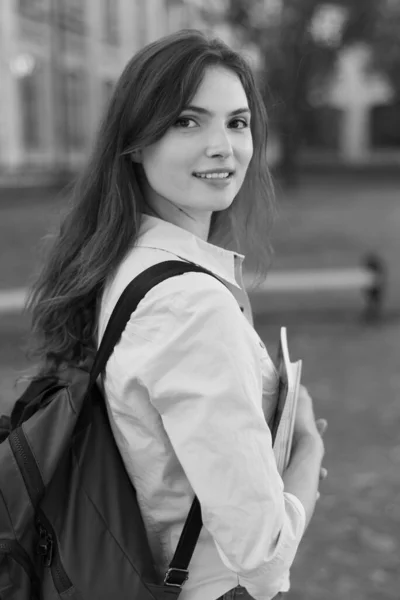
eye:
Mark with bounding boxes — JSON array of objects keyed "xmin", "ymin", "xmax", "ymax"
[
  {"xmin": 229, "ymin": 118, "xmax": 249, "ymax": 129},
  {"xmin": 174, "ymin": 117, "xmax": 197, "ymax": 129}
]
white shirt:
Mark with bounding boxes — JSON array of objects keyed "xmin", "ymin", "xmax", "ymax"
[{"xmin": 97, "ymin": 215, "xmax": 306, "ymax": 600}]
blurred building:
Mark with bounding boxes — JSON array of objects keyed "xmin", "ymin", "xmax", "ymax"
[
  {"xmin": 2, "ymin": 0, "xmax": 398, "ymax": 184},
  {"xmin": 0, "ymin": 0, "xmax": 206, "ymax": 185},
  {"xmin": 0, "ymin": 0, "xmax": 279, "ymax": 185},
  {"xmin": 301, "ymin": 1, "xmax": 400, "ymax": 166},
  {"xmin": 303, "ymin": 42, "xmax": 400, "ymax": 166}
]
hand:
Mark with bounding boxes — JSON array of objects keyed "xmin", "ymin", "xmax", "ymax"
[
  {"xmin": 315, "ymin": 418, "xmax": 328, "ymax": 500},
  {"xmin": 293, "ymin": 385, "xmax": 321, "ymax": 443}
]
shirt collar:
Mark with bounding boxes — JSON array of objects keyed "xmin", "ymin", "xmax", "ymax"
[{"xmin": 136, "ymin": 215, "xmax": 244, "ymax": 290}]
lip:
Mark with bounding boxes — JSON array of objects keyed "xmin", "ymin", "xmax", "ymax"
[
  {"xmin": 192, "ymin": 172, "xmax": 234, "ymax": 187},
  {"xmin": 193, "ymin": 168, "xmax": 235, "ymax": 176}
]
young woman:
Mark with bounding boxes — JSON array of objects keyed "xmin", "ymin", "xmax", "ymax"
[{"xmin": 28, "ymin": 29, "xmax": 326, "ymax": 600}]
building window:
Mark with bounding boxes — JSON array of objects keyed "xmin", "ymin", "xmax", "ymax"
[
  {"xmin": 18, "ymin": 66, "xmax": 42, "ymax": 150},
  {"xmin": 61, "ymin": 70, "xmax": 87, "ymax": 149},
  {"xmin": 104, "ymin": 0, "xmax": 119, "ymax": 45},
  {"xmin": 17, "ymin": 0, "xmax": 47, "ymax": 20},
  {"xmin": 59, "ymin": 0, "xmax": 86, "ymax": 35}
]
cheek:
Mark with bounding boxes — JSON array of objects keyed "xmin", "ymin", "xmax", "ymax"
[
  {"xmin": 237, "ymin": 142, "xmax": 254, "ymax": 182},
  {"xmin": 142, "ymin": 146, "xmax": 168, "ymax": 178},
  {"xmin": 142, "ymin": 146, "xmax": 192, "ymax": 193},
  {"xmin": 235, "ymin": 135, "xmax": 253, "ymax": 167},
  {"xmin": 244, "ymin": 137, "xmax": 254, "ymax": 164}
]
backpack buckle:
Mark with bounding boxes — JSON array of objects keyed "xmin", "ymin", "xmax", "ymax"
[{"xmin": 163, "ymin": 567, "xmax": 189, "ymax": 588}]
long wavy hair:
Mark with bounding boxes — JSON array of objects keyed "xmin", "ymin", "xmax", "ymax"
[{"xmin": 27, "ymin": 28, "xmax": 276, "ymax": 374}]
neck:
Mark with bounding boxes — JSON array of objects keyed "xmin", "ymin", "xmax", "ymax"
[
  {"xmin": 176, "ymin": 212, "xmax": 212, "ymax": 242},
  {"xmin": 146, "ymin": 199, "xmax": 212, "ymax": 242}
]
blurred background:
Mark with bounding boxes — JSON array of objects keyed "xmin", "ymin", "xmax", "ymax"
[{"xmin": 1, "ymin": 1, "xmax": 400, "ymax": 598}]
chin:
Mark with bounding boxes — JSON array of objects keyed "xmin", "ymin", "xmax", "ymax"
[
  {"xmin": 178, "ymin": 191, "xmax": 236, "ymax": 214},
  {"xmin": 203, "ymin": 191, "xmax": 236, "ymax": 211},
  {"xmin": 212, "ymin": 200, "xmax": 235, "ymax": 212},
  {"xmin": 214, "ymin": 195, "xmax": 236, "ymax": 211}
]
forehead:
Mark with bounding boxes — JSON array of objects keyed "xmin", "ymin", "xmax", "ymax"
[{"xmin": 190, "ymin": 66, "xmax": 249, "ymax": 110}]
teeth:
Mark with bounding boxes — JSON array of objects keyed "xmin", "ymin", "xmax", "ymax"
[{"xmin": 195, "ymin": 172, "xmax": 230, "ymax": 179}]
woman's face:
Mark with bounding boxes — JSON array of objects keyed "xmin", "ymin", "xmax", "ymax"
[{"xmin": 138, "ymin": 66, "xmax": 253, "ymax": 234}]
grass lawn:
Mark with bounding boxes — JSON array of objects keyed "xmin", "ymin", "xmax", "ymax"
[{"xmin": 1, "ymin": 175, "xmax": 400, "ymax": 599}]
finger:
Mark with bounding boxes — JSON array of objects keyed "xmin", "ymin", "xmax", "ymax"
[
  {"xmin": 316, "ymin": 418, "xmax": 327, "ymax": 431},
  {"xmin": 319, "ymin": 467, "xmax": 328, "ymax": 480},
  {"xmin": 316, "ymin": 418, "xmax": 328, "ymax": 436}
]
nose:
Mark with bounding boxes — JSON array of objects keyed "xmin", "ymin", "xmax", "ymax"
[{"xmin": 205, "ymin": 127, "xmax": 233, "ymax": 159}]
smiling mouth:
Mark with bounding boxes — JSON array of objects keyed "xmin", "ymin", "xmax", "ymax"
[{"xmin": 193, "ymin": 171, "xmax": 234, "ymax": 180}]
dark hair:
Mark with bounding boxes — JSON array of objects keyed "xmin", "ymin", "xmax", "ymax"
[{"xmin": 27, "ymin": 28, "xmax": 275, "ymax": 373}]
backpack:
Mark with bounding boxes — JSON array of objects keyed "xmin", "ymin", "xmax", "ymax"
[{"xmin": 0, "ymin": 260, "xmax": 221, "ymax": 600}]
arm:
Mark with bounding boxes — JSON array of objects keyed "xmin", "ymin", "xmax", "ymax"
[
  {"xmin": 283, "ymin": 435, "xmax": 324, "ymax": 530},
  {"xmin": 283, "ymin": 386, "xmax": 325, "ymax": 530},
  {"xmin": 122, "ymin": 272, "xmax": 306, "ymax": 599}
]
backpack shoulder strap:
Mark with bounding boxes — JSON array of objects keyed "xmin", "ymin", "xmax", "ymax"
[
  {"xmin": 90, "ymin": 260, "xmax": 220, "ymax": 384},
  {"xmin": 89, "ymin": 260, "xmax": 222, "ymax": 587}
]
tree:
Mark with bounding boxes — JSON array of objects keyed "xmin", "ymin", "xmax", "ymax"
[
  {"xmin": 201, "ymin": 0, "xmax": 338, "ymax": 184},
  {"xmin": 369, "ymin": 0, "xmax": 400, "ymax": 98},
  {"xmin": 263, "ymin": 0, "xmax": 323, "ymax": 185},
  {"xmin": 202, "ymin": 0, "xmax": 395, "ymax": 185}
]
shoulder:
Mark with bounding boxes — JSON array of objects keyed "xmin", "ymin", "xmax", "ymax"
[
  {"xmin": 105, "ymin": 246, "xmax": 236, "ymax": 311},
  {"xmin": 98, "ymin": 252, "xmax": 241, "ymax": 342},
  {"xmin": 136, "ymin": 268, "xmax": 240, "ymax": 320}
]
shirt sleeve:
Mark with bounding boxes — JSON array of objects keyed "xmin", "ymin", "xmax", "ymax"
[{"xmin": 121, "ymin": 271, "xmax": 306, "ymax": 599}]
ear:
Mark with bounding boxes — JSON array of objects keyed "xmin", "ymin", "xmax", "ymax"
[{"xmin": 131, "ymin": 149, "xmax": 143, "ymax": 164}]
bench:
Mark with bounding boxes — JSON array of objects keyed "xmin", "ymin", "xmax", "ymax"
[
  {"xmin": 245, "ymin": 254, "xmax": 386, "ymax": 322},
  {"xmin": 0, "ymin": 255, "xmax": 387, "ymax": 321}
]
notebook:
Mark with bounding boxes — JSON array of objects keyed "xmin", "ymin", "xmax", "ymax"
[{"xmin": 269, "ymin": 327, "xmax": 303, "ymax": 475}]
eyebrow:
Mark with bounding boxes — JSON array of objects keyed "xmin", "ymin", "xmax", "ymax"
[{"xmin": 182, "ymin": 105, "xmax": 251, "ymax": 117}]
